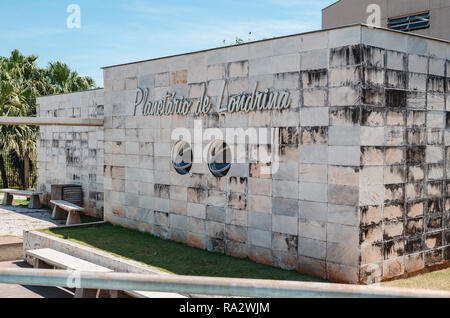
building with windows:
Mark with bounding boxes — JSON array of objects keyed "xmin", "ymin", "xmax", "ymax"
[
  {"xmin": 35, "ymin": 23, "xmax": 450, "ymax": 284},
  {"xmin": 322, "ymin": 0, "xmax": 450, "ymax": 41}
]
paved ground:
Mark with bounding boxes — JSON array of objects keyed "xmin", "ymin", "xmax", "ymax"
[
  {"xmin": 0, "ymin": 205, "xmax": 62, "ymax": 237},
  {"xmin": 0, "ymin": 261, "xmax": 72, "ymax": 298},
  {"xmin": 0, "ymin": 197, "xmax": 68, "ymax": 297}
]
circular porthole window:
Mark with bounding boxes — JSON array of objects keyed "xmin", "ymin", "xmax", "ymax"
[
  {"xmin": 172, "ymin": 141, "xmax": 193, "ymax": 175},
  {"xmin": 207, "ymin": 140, "xmax": 232, "ymax": 178}
]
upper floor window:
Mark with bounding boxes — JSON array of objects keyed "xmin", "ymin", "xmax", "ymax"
[{"xmin": 388, "ymin": 12, "xmax": 430, "ymax": 32}]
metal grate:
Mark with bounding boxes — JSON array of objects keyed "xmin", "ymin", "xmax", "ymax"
[
  {"xmin": 51, "ymin": 184, "xmax": 82, "ymax": 206},
  {"xmin": 0, "ymin": 153, "xmax": 36, "ymax": 189},
  {"xmin": 63, "ymin": 187, "xmax": 82, "ymax": 206},
  {"xmin": 388, "ymin": 12, "xmax": 430, "ymax": 32}
]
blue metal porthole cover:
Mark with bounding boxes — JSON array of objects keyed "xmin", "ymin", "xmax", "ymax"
[
  {"xmin": 207, "ymin": 140, "xmax": 231, "ymax": 178},
  {"xmin": 172, "ymin": 140, "xmax": 193, "ymax": 175}
]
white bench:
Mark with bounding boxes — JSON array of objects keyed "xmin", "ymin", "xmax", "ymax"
[
  {"xmin": 124, "ymin": 290, "xmax": 187, "ymax": 298},
  {"xmin": 0, "ymin": 189, "xmax": 41, "ymax": 209},
  {"xmin": 26, "ymin": 248, "xmax": 187, "ymax": 298},
  {"xmin": 50, "ymin": 200, "xmax": 84, "ymax": 225},
  {"xmin": 27, "ymin": 248, "xmax": 112, "ymax": 298}
]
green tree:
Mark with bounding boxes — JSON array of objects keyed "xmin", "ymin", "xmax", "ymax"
[
  {"xmin": 0, "ymin": 49, "xmax": 96, "ymax": 189},
  {"xmin": 223, "ymin": 32, "xmax": 264, "ymax": 46},
  {"xmin": 0, "ymin": 50, "xmax": 41, "ymax": 188},
  {"xmin": 45, "ymin": 61, "xmax": 95, "ymax": 94}
]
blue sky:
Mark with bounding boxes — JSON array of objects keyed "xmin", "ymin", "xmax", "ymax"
[{"xmin": 0, "ymin": 0, "xmax": 336, "ymax": 86}]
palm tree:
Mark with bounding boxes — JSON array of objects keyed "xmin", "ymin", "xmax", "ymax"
[
  {"xmin": 0, "ymin": 50, "xmax": 96, "ymax": 189},
  {"xmin": 46, "ymin": 61, "xmax": 95, "ymax": 94},
  {"xmin": 0, "ymin": 50, "xmax": 40, "ymax": 188}
]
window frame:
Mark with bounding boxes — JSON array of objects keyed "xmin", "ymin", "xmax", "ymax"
[{"xmin": 388, "ymin": 12, "xmax": 430, "ymax": 32}]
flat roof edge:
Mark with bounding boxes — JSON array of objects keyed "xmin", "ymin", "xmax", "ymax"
[
  {"xmin": 360, "ymin": 23, "xmax": 450, "ymax": 44},
  {"xmin": 102, "ymin": 23, "xmax": 450, "ymax": 71},
  {"xmin": 322, "ymin": 0, "xmax": 341, "ymax": 11},
  {"xmin": 36, "ymin": 87, "xmax": 104, "ymax": 100},
  {"xmin": 101, "ymin": 23, "xmax": 364, "ymax": 70}
]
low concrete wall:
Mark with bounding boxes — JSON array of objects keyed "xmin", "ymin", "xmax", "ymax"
[
  {"xmin": 23, "ymin": 227, "xmax": 169, "ymax": 276},
  {"xmin": 0, "ymin": 237, "xmax": 23, "ymax": 262}
]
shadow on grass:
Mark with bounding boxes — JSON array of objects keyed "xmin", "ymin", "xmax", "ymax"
[
  {"xmin": 80, "ymin": 215, "xmax": 103, "ymax": 224},
  {"xmin": 43, "ymin": 223, "xmax": 326, "ymax": 282}
]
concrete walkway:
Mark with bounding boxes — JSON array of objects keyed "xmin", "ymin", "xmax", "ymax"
[
  {"xmin": 0, "ymin": 204, "xmax": 62, "ymax": 237},
  {"xmin": 0, "ymin": 261, "xmax": 72, "ymax": 298}
]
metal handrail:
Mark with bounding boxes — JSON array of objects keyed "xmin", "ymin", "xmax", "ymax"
[
  {"xmin": 0, "ymin": 268, "xmax": 449, "ymax": 298},
  {"xmin": 0, "ymin": 117, "xmax": 104, "ymax": 127}
]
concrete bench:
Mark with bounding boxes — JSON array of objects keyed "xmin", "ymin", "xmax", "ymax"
[
  {"xmin": 0, "ymin": 189, "xmax": 41, "ymax": 209},
  {"xmin": 27, "ymin": 248, "xmax": 112, "ymax": 298},
  {"xmin": 27, "ymin": 248, "xmax": 186, "ymax": 298},
  {"xmin": 124, "ymin": 290, "xmax": 187, "ymax": 298},
  {"xmin": 50, "ymin": 200, "xmax": 84, "ymax": 225}
]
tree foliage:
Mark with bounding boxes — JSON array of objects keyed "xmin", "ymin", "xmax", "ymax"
[
  {"xmin": 222, "ymin": 32, "xmax": 272, "ymax": 46},
  {"xmin": 0, "ymin": 49, "xmax": 96, "ymax": 188}
]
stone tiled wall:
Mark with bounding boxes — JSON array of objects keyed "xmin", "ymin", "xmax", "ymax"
[
  {"xmin": 102, "ymin": 26, "xmax": 368, "ymax": 283},
  {"xmin": 358, "ymin": 27, "xmax": 450, "ymax": 283},
  {"xmin": 35, "ymin": 25, "xmax": 450, "ymax": 284},
  {"xmin": 36, "ymin": 89, "xmax": 104, "ymax": 217}
]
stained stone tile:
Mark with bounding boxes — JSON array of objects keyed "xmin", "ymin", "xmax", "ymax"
[
  {"xmin": 328, "ymin": 146, "xmax": 360, "ymax": 166},
  {"xmin": 329, "ymin": 166, "xmax": 359, "ymax": 186},
  {"xmin": 273, "ymin": 197, "xmax": 299, "ymax": 217},
  {"xmin": 248, "ymin": 195, "xmax": 272, "ymax": 214},
  {"xmin": 299, "ymin": 163, "xmax": 327, "ymax": 184},
  {"xmin": 299, "ymin": 238, "xmax": 326, "ymax": 260},
  {"xmin": 299, "ymin": 219, "xmax": 326, "ymax": 241},
  {"xmin": 299, "ymin": 182, "xmax": 327, "ymax": 202},
  {"xmin": 328, "ymin": 126, "xmax": 360, "ymax": 146},
  {"xmin": 301, "ymin": 69, "xmax": 328, "ymax": 89},
  {"xmin": 300, "ymin": 49, "xmax": 329, "ymax": 70},
  {"xmin": 248, "ymin": 228, "xmax": 271, "ymax": 248},
  {"xmin": 361, "ymin": 147, "xmax": 384, "ymax": 166},
  {"xmin": 299, "ymin": 201, "xmax": 327, "ymax": 222},
  {"xmin": 272, "ymin": 215, "xmax": 298, "ymax": 236},
  {"xmin": 249, "ymin": 211, "xmax": 271, "ymax": 231},
  {"xmin": 226, "ymin": 209, "xmax": 247, "ymax": 227}
]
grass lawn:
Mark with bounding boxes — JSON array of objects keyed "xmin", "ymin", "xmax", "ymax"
[
  {"xmin": 13, "ymin": 199, "xmax": 29, "ymax": 207},
  {"xmin": 382, "ymin": 268, "xmax": 450, "ymax": 291},
  {"xmin": 42, "ymin": 223, "xmax": 325, "ymax": 282}
]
